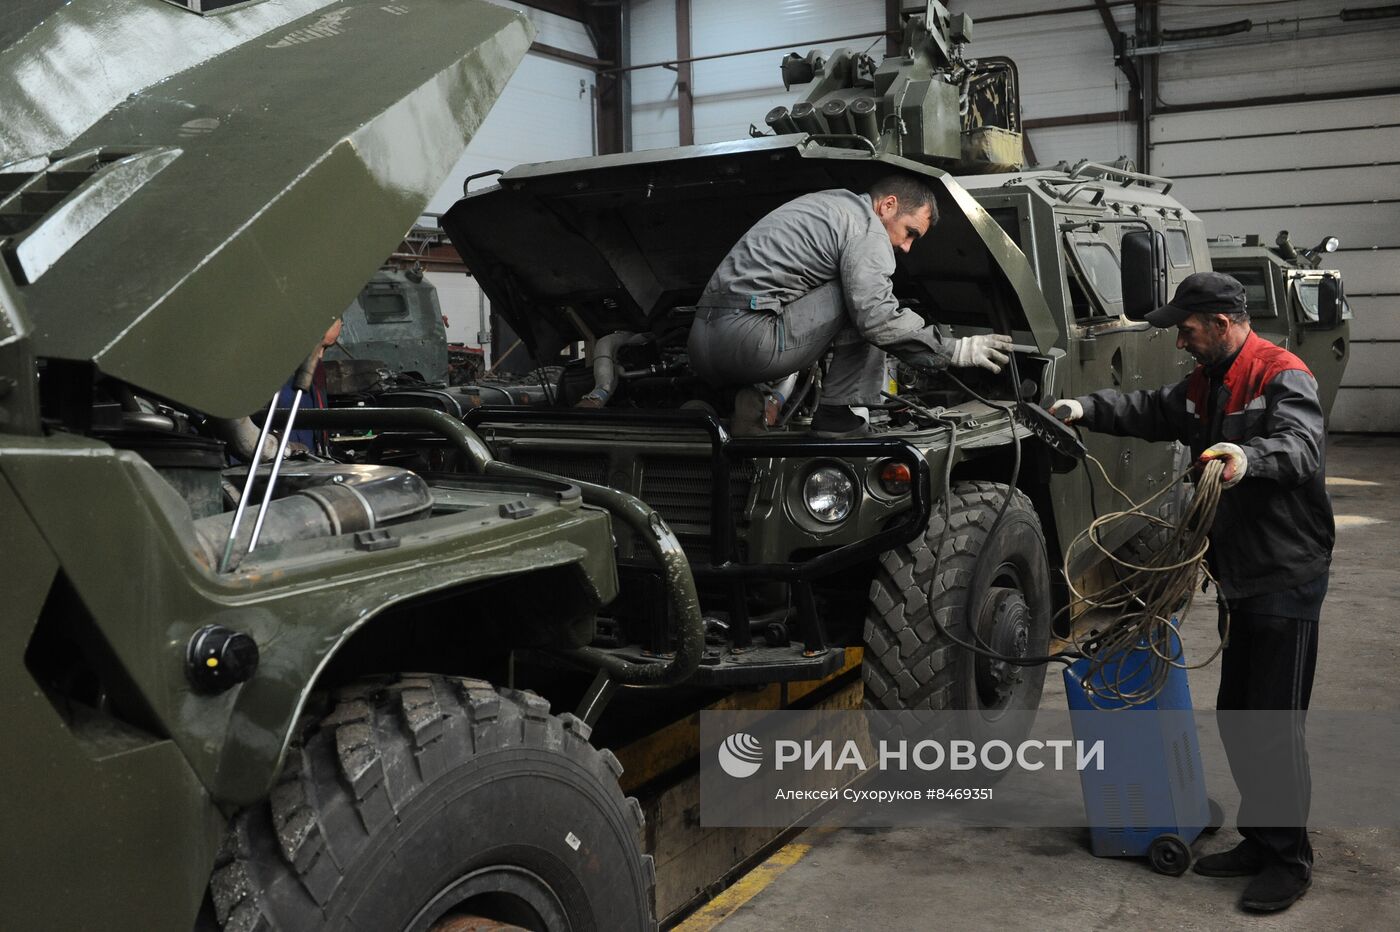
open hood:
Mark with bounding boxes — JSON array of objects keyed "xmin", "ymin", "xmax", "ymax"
[
  {"xmin": 442, "ymin": 135, "xmax": 1058, "ymax": 362},
  {"xmin": 0, "ymin": 0, "xmax": 531, "ymax": 418}
]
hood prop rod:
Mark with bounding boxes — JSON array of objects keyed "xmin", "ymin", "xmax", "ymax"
[
  {"xmin": 219, "ymin": 390, "xmax": 280, "ymax": 573},
  {"xmin": 219, "ymin": 351, "xmax": 318, "ymax": 572}
]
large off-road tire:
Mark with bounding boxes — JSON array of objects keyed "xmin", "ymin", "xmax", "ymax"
[
  {"xmin": 863, "ymin": 482, "xmax": 1053, "ymax": 744},
  {"xmin": 211, "ymin": 675, "xmax": 655, "ymax": 932}
]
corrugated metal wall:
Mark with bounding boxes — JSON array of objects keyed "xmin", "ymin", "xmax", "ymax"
[
  {"xmin": 628, "ymin": 0, "xmax": 1399, "ymax": 430},
  {"xmin": 956, "ymin": 0, "xmax": 1139, "ymax": 168},
  {"xmin": 426, "ymin": 1, "xmax": 600, "ymax": 353},
  {"xmin": 1146, "ymin": 0, "xmax": 1399, "ymax": 432}
]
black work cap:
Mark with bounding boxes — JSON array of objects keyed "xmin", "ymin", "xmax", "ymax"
[{"xmin": 1145, "ymin": 271, "xmax": 1247, "ymax": 327}]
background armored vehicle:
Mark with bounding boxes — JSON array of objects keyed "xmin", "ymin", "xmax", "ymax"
[
  {"xmin": 439, "ymin": 0, "xmax": 1346, "ymax": 740},
  {"xmin": 0, "ymin": 2, "xmax": 695, "ymax": 929},
  {"xmin": 1208, "ymin": 230, "xmax": 1351, "ymax": 418},
  {"xmin": 322, "ymin": 268, "xmax": 453, "ymax": 397}
]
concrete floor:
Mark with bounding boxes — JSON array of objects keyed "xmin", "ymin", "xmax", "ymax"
[{"xmin": 710, "ymin": 435, "xmax": 1400, "ymax": 931}]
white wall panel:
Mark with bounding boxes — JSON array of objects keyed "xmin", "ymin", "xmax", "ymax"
[
  {"xmin": 628, "ymin": 0, "xmax": 883, "ymax": 150},
  {"xmin": 430, "ymin": 54, "xmax": 596, "ymax": 216},
  {"xmin": 426, "ymin": 270, "xmax": 485, "ymax": 351},
  {"xmin": 688, "ymin": 0, "xmax": 880, "ymax": 146},
  {"xmin": 1172, "ymin": 165, "xmax": 1400, "ymax": 213},
  {"xmin": 1155, "ymin": 1, "xmax": 1398, "ymax": 109},
  {"xmin": 1332, "ymin": 388, "xmax": 1400, "ymax": 433},
  {"xmin": 1347, "ymin": 296, "xmax": 1400, "ymax": 342},
  {"xmin": 1340, "ymin": 342, "xmax": 1400, "ymax": 389},
  {"xmin": 1152, "ymin": 94, "xmax": 1400, "ymax": 143},
  {"xmin": 1195, "ymin": 204, "xmax": 1399, "ymax": 252},
  {"xmin": 1157, "ymin": 35, "xmax": 1400, "ymax": 109},
  {"xmin": 969, "ymin": 8, "xmax": 1130, "ymax": 124},
  {"xmin": 629, "ymin": 0, "xmax": 681, "ymax": 153},
  {"xmin": 1020, "ymin": 121, "xmax": 1139, "ymax": 169},
  {"xmin": 1335, "ymin": 249, "xmax": 1400, "ymax": 297},
  {"xmin": 1153, "ymin": 125, "xmax": 1400, "ymax": 177},
  {"xmin": 419, "ymin": 2, "xmax": 600, "ymax": 353}
]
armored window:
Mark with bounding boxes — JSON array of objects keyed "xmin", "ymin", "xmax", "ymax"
[
  {"xmin": 986, "ymin": 207, "xmax": 1023, "ymax": 248},
  {"xmin": 1164, "ymin": 229, "xmax": 1192, "ymax": 268},
  {"xmin": 1292, "ymin": 276, "xmax": 1352, "ymax": 324},
  {"xmin": 1066, "ymin": 238, "xmax": 1124, "ymax": 318},
  {"xmin": 1229, "ymin": 267, "xmax": 1274, "ymax": 318},
  {"xmin": 362, "ymin": 290, "xmax": 412, "ymax": 323}
]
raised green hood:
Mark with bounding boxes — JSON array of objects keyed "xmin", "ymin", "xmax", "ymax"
[
  {"xmin": 442, "ymin": 136, "xmax": 1058, "ymax": 361},
  {"xmin": 0, "ymin": 0, "xmax": 531, "ymax": 418}
]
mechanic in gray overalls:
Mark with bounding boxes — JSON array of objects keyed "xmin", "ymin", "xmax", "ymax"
[{"xmin": 687, "ymin": 174, "xmax": 1014, "ymax": 437}]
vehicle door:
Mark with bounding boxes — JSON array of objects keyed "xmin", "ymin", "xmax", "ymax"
[
  {"xmin": 1285, "ymin": 269, "xmax": 1350, "ymax": 419},
  {"xmin": 1062, "ymin": 226, "xmax": 1171, "ymax": 522}
]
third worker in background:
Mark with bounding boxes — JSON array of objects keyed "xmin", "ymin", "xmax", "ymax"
[{"xmin": 687, "ymin": 173, "xmax": 1014, "ymax": 437}]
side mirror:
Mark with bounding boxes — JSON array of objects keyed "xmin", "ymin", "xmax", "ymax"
[
  {"xmin": 1317, "ymin": 276, "xmax": 1342, "ymax": 329},
  {"xmin": 1121, "ymin": 230, "xmax": 1169, "ymax": 321}
]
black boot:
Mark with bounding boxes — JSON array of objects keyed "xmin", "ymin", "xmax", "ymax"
[
  {"xmin": 811, "ymin": 404, "xmax": 869, "ymax": 439},
  {"xmin": 1193, "ymin": 839, "xmax": 1266, "ymax": 877},
  {"xmin": 1240, "ymin": 863, "xmax": 1311, "ymax": 912}
]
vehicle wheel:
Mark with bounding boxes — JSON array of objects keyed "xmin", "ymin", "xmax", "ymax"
[
  {"xmin": 1148, "ymin": 833, "xmax": 1193, "ymax": 876},
  {"xmin": 863, "ymin": 481, "xmax": 1053, "ymax": 744},
  {"xmin": 210, "ymin": 674, "xmax": 655, "ymax": 932}
]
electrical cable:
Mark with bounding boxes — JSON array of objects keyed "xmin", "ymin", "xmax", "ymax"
[
  {"xmin": 889, "ymin": 353, "xmax": 1227, "ymax": 705},
  {"xmin": 1064, "ymin": 454, "xmax": 1229, "ymax": 708}
]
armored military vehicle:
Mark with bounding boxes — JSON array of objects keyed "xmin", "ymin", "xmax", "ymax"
[
  {"xmin": 322, "ymin": 268, "xmax": 453, "ymax": 397},
  {"xmin": 1208, "ymin": 230, "xmax": 1350, "ymax": 417},
  {"xmin": 438, "ymin": 0, "xmax": 1264, "ymax": 741},
  {"xmin": 1, "ymin": 2, "xmax": 695, "ymax": 930}
]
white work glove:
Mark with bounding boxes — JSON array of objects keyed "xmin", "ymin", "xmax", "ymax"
[
  {"xmin": 1197, "ymin": 442, "xmax": 1248, "ymax": 489},
  {"xmin": 1049, "ymin": 399, "xmax": 1084, "ymax": 424},
  {"xmin": 950, "ymin": 333, "xmax": 1014, "ymax": 373}
]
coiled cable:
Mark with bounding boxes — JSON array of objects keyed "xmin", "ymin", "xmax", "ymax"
[{"xmin": 1064, "ymin": 453, "xmax": 1228, "ymax": 708}]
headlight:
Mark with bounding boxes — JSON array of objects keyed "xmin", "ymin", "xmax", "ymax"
[{"xmin": 803, "ymin": 466, "xmax": 854, "ymax": 524}]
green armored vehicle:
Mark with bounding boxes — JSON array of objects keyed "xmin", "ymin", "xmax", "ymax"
[
  {"xmin": 438, "ymin": 0, "xmax": 1347, "ymax": 738},
  {"xmin": 1, "ymin": 2, "xmax": 697, "ymax": 929},
  {"xmin": 322, "ymin": 269, "xmax": 453, "ymax": 397},
  {"xmin": 1207, "ymin": 230, "xmax": 1351, "ymax": 418}
]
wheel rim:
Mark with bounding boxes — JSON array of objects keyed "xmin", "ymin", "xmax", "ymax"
[
  {"xmin": 1152, "ymin": 838, "xmax": 1189, "ymax": 873},
  {"xmin": 973, "ymin": 584, "xmax": 1031, "ymax": 713},
  {"xmin": 411, "ymin": 865, "xmax": 571, "ymax": 932}
]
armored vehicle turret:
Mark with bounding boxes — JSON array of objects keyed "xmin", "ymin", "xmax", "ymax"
[{"xmin": 764, "ymin": 1, "xmax": 1023, "ymax": 173}]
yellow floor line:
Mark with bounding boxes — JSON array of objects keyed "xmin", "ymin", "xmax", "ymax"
[{"xmin": 671, "ymin": 831, "xmax": 827, "ymax": 931}]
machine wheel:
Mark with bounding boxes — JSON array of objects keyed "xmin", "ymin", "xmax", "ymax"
[
  {"xmin": 863, "ymin": 481, "xmax": 1053, "ymax": 744},
  {"xmin": 210, "ymin": 674, "xmax": 655, "ymax": 932},
  {"xmin": 1148, "ymin": 833, "xmax": 1193, "ymax": 876},
  {"xmin": 1202, "ymin": 797, "xmax": 1226, "ymax": 835}
]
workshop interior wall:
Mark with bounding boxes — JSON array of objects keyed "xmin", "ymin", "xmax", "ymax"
[{"xmin": 426, "ymin": 1, "xmax": 601, "ymax": 356}]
